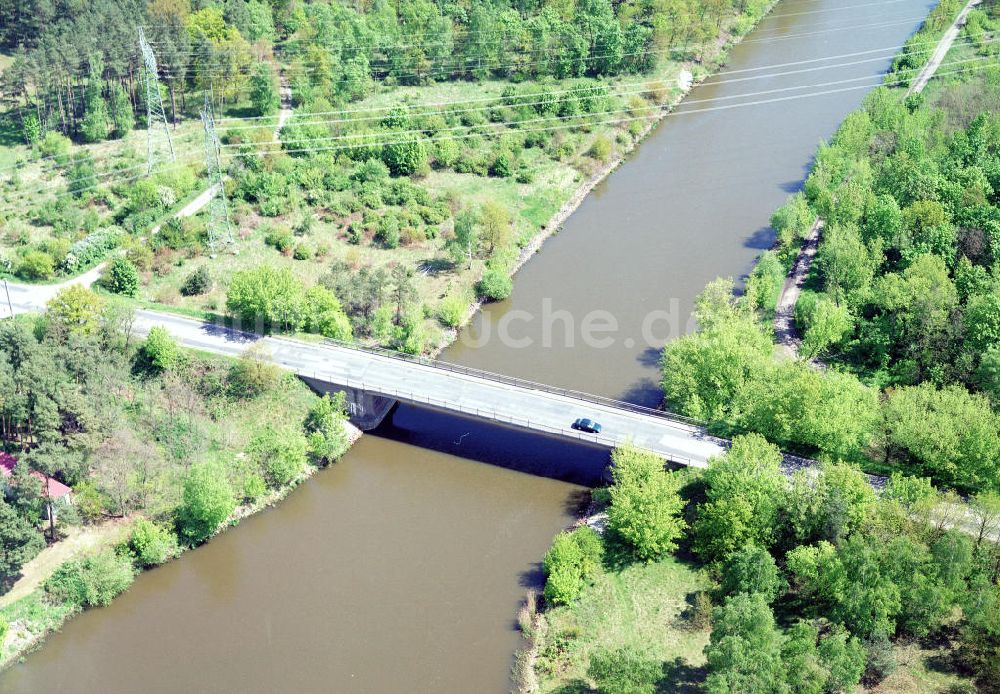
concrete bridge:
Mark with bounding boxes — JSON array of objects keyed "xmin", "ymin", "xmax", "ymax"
[{"xmin": 125, "ymin": 311, "xmax": 731, "ymax": 467}]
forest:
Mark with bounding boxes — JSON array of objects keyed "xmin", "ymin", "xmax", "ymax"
[{"xmin": 0, "ymin": 0, "xmax": 773, "ymax": 358}]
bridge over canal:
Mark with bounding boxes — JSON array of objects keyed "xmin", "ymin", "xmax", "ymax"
[{"xmin": 132, "ymin": 310, "xmax": 735, "ymax": 467}]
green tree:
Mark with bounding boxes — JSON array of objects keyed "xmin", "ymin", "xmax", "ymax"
[
  {"xmin": 719, "ymin": 545, "xmax": 782, "ymax": 603},
  {"xmin": 303, "ymin": 286, "xmax": 352, "ymax": 340},
  {"xmin": 80, "ymin": 70, "xmax": 109, "ymax": 143},
  {"xmin": 607, "ymin": 445, "xmax": 686, "ymax": 561},
  {"xmin": 8, "ymin": 460, "xmax": 43, "ymax": 525},
  {"xmin": 304, "ymin": 392, "xmax": 350, "ymax": 465},
  {"xmin": 704, "ymin": 593, "xmax": 788, "ymax": 694},
  {"xmin": 108, "ymin": 82, "xmax": 135, "ymax": 137},
  {"xmin": 249, "ymin": 62, "xmax": 280, "ymax": 116},
  {"xmin": 883, "ymin": 383, "xmax": 1000, "ymax": 491},
  {"xmin": 45, "ymin": 286, "xmax": 103, "ymax": 338},
  {"xmin": 694, "ymin": 435, "xmax": 786, "ymax": 561},
  {"xmin": 0, "ymin": 499, "xmax": 45, "ymax": 583},
  {"xmin": 226, "ymin": 265, "xmax": 305, "ymax": 331},
  {"xmin": 479, "ymin": 201, "xmax": 511, "ymax": 256},
  {"xmin": 661, "ymin": 280, "xmax": 772, "ymax": 421},
  {"xmin": 446, "ymin": 209, "xmax": 479, "ymax": 267},
  {"xmin": 100, "ymin": 256, "xmax": 139, "ymax": 297},
  {"xmin": 798, "ymin": 295, "xmax": 852, "ymax": 359},
  {"xmin": 178, "ymin": 461, "xmax": 235, "ymax": 544}
]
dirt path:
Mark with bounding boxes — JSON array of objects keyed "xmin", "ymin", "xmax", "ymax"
[
  {"xmin": 275, "ymin": 76, "xmax": 293, "ymax": 141},
  {"xmin": 773, "ymin": 219, "xmax": 823, "ymax": 358},
  {"xmin": 0, "ymin": 520, "xmax": 130, "ymax": 608},
  {"xmin": 908, "ymin": 0, "xmax": 983, "ymax": 96}
]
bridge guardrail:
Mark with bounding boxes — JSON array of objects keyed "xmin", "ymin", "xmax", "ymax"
[
  {"xmin": 304, "ymin": 370, "xmax": 700, "ymax": 468},
  {"xmin": 277, "ymin": 334, "xmax": 706, "ymax": 429}
]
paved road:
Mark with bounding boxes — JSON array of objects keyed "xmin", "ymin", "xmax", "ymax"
[
  {"xmin": 130, "ymin": 310, "xmax": 728, "ymax": 467},
  {"xmin": 908, "ymin": 0, "xmax": 983, "ymax": 95}
]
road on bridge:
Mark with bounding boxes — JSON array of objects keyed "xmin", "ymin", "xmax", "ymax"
[{"xmin": 129, "ymin": 310, "xmax": 728, "ymax": 467}]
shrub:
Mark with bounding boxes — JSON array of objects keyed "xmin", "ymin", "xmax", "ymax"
[
  {"xmin": 477, "ymin": 268, "xmax": 512, "ymax": 301},
  {"xmin": 243, "ymin": 473, "xmax": 267, "ymax": 503},
  {"xmin": 228, "ymin": 344, "xmax": 281, "ymax": 398},
  {"xmin": 293, "ymin": 242, "xmax": 314, "ymax": 260},
  {"xmin": 490, "ymin": 150, "xmax": 515, "ymax": 177},
  {"xmin": 382, "ymin": 138, "xmax": 427, "ymax": 176},
  {"xmin": 589, "ymin": 134, "xmax": 613, "ymax": 162},
  {"xmin": 180, "ymin": 266, "xmax": 212, "ymax": 296},
  {"xmin": 177, "ymin": 461, "xmax": 235, "ymax": 544},
  {"xmin": 264, "ymin": 225, "xmax": 295, "ymax": 254},
  {"xmin": 17, "ymin": 250, "xmax": 55, "ymax": 280},
  {"xmin": 128, "ymin": 518, "xmax": 179, "ymax": 568},
  {"xmin": 587, "ymin": 646, "xmax": 662, "ymax": 694},
  {"xmin": 100, "ymin": 256, "xmax": 140, "ymax": 296},
  {"xmin": 140, "ymin": 326, "xmax": 179, "ymax": 372},
  {"xmin": 542, "ymin": 527, "xmax": 603, "ymax": 605},
  {"xmin": 304, "ymin": 392, "xmax": 350, "ymax": 464},
  {"xmin": 437, "ymin": 292, "xmax": 470, "ymax": 328},
  {"xmin": 248, "ymin": 426, "xmax": 309, "ymax": 487},
  {"xmin": 45, "ymin": 550, "xmax": 135, "ymax": 608}
]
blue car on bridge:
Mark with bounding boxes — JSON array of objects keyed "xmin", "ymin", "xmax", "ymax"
[{"xmin": 571, "ymin": 418, "xmax": 602, "ymax": 434}]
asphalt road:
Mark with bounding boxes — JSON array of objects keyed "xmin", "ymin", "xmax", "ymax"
[{"xmin": 132, "ymin": 310, "xmax": 728, "ymax": 467}]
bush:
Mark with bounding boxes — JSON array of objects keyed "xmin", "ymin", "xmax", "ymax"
[
  {"xmin": 589, "ymin": 134, "xmax": 612, "ymax": 162},
  {"xmin": 490, "ymin": 150, "xmax": 515, "ymax": 177},
  {"xmin": 45, "ymin": 550, "xmax": 135, "ymax": 608},
  {"xmin": 243, "ymin": 473, "xmax": 267, "ymax": 503},
  {"xmin": 180, "ymin": 266, "xmax": 212, "ymax": 296},
  {"xmin": 17, "ymin": 250, "xmax": 55, "ymax": 280},
  {"xmin": 100, "ymin": 256, "xmax": 139, "ymax": 296},
  {"xmin": 177, "ymin": 461, "xmax": 235, "ymax": 544},
  {"xmin": 248, "ymin": 426, "xmax": 309, "ymax": 487},
  {"xmin": 139, "ymin": 326, "xmax": 179, "ymax": 372},
  {"xmin": 587, "ymin": 646, "xmax": 662, "ymax": 694},
  {"xmin": 437, "ymin": 292, "xmax": 470, "ymax": 328},
  {"xmin": 128, "ymin": 518, "xmax": 179, "ymax": 568},
  {"xmin": 477, "ymin": 268, "xmax": 512, "ymax": 301},
  {"xmin": 542, "ymin": 527, "xmax": 603, "ymax": 605},
  {"xmin": 263, "ymin": 225, "xmax": 295, "ymax": 254},
  {"xmin": 228, "ymin": 344, "xmax": 281, "ymax": 398}
]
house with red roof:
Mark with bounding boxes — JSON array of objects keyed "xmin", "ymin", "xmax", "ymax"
[{"xmin": 0, "ymin": 452, "xmax": 73, "ymax": 520}]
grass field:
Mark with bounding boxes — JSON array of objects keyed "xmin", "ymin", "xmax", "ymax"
[{"xmin": 533, "ymin": 554, "xmax": 712, "ymax": 694}]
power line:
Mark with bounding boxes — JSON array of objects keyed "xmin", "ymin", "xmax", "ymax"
[{"xmin": 2, "ymin": 58, "xmax": 992, "ymax": 214}]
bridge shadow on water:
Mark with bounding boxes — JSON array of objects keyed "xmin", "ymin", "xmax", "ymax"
[{"xmin": 368, "ymin": 403, "xmax": 612, "ymax": 487}]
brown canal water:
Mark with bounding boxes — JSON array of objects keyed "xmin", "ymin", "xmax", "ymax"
[{"xmin": 2, "ymin": 1, "xmax": 936, "ymax": 692}]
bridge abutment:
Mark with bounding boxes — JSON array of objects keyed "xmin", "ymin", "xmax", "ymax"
[{"xmin": 299, "ymin": 377, "xmax": 398, "ymax": 431}]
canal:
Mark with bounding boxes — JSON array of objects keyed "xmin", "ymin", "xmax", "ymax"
[{"xmin": 1, "ymin": 1, "xmax": 936, "ymax": 691}]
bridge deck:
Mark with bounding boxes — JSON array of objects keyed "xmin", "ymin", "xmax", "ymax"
[{"xmin": 134, "ymin": 311, "xmax": 726, "ymax": 467}]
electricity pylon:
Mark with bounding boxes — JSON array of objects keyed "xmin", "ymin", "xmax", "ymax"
[
  {"xmin": 138, "ymin": 27, "xmax": 175, "ymax": 173},
  {"xmin": 200, "ymin": 94, "xmax": 234, "ymax": 253}
]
